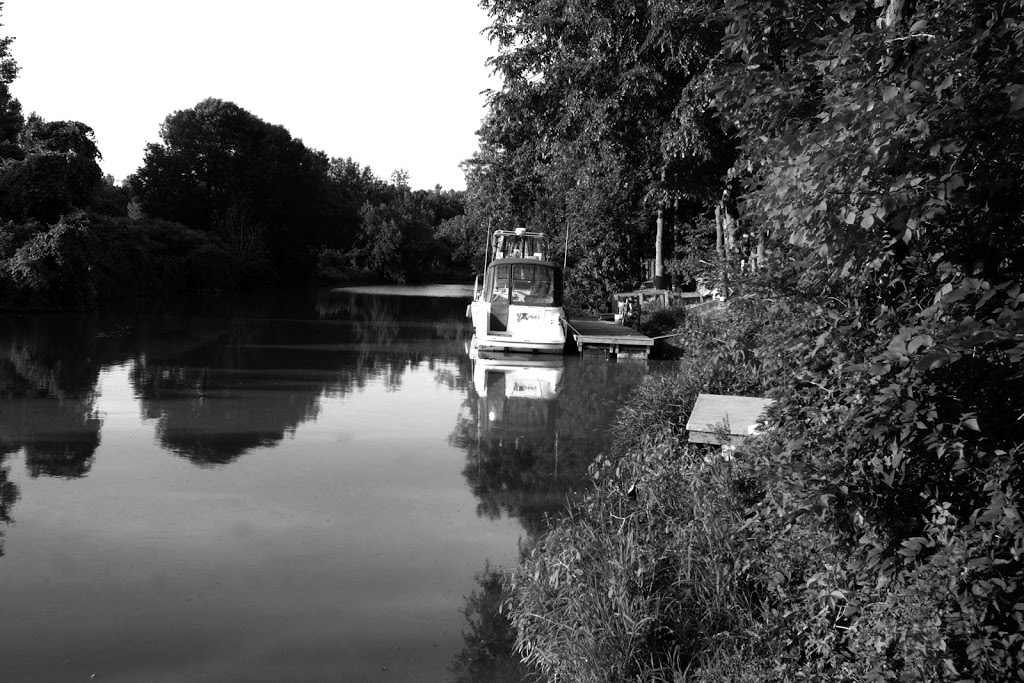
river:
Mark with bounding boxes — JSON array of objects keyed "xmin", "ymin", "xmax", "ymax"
[{"xmin": 0, "ymin": 286, "xmax": 664, "ymax": 682}]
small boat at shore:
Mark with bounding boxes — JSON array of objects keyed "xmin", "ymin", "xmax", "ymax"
[{"xmin": 467, "ymin": 228, "xmax": 567, "ymax": 354}]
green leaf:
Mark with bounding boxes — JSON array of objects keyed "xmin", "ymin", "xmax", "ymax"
[
  {"xmin": 1007, "ymin": 84, "xmax": 1024, "ymax": 113},
  {"xmin": 907, "ymin": 334, "xmax": 933, "ymax": 353}
]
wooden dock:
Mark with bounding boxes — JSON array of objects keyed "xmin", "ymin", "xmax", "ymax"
[{"xmin": 564, "ymin": 317, "xmax": 654, "ymax": 359}]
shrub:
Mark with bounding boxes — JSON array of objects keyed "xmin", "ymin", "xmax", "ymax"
[
  {"xmin": 637, "ymin": 304, "xmax": 688, "ymax": 339},
  {"xmin": 505, "ymin": 281, "xmax": 1024, "ymax": 681},
  {"xmin": 0, "ymin": 213, "xmax": 98, "ymax": 310}
]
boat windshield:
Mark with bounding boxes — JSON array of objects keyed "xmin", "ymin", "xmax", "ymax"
[
  {"xmin": 486, "ymin": 263, "xmax": 561, "ymax": 307},
  {"xmin": 492, "ymin": 232, "xmax": 549, "ymax": 260}
]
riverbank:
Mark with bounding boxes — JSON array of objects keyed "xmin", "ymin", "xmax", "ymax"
[{"xmin": 500, "ymin": 290, "xmax": 1024, "ymax": 681}]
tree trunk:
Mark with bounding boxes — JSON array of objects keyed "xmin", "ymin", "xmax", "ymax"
[
  {"xmin": 715, "ymin": 204, "xmax": 724, "ymax": 257},
  {"xmin": 654, "ymin": 168, "xmax": 666, "ymax": 289},
  {"xmin": 715, "ymin": 201, "xmax": 728, "ymax": 299},
  {"xmin": 756, "ymin": 228, "xmax": 766, "ymax": 271},
  {"xmin": 655, "ymin": 206, "xmax": 665, "ymax": 289}
]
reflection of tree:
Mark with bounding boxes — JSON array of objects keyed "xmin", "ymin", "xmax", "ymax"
[
  {"xmin": 0, "ymin": 452, "xmax": 19, "ymax": 556},
  {"xmin": 453, "ymin": 359, "xmax": 652, "ymax": 539},
  {"xmin": 317, "ymin": 289, "xmax": 473, "ymax": 392},
  {"xmin": 132, "ymin": 356, "xmax": 322, "ymax": 468},
  {"xmin": 448, "ymin": 561, "xmax": 541, "ymax": 683},
  {"xmin": 0, "ymin": 316, "xmax": 105, "ymax": 478},
  {"xmin": 131, "ymin": 290, "xmax": 474, "ymax": 466},
  {"xmin": 0, "ymin": 290, "xmax": 477, "ymax": 475}
]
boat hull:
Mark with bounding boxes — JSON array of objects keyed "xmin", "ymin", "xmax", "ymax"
[
  {"xmin": 468, "ymin": 301, "xmax": 566, "ymax": 354},
  {"xmin": 474, "ymin": 335, "xmax": 566, "ymax": 354}
]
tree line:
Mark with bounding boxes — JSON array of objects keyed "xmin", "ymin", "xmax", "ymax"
[{"xmin": 0, "ymin": 9, "xmax": 474, "ymax": 311}]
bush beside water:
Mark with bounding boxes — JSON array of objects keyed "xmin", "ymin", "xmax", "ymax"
[
  {"xmin": 503, "ymin": 292, "xmax": 1024, "ymax": 682},
  {"xmin": 0, "ymin": 213, "xmax": 233, "ymax": 310}
]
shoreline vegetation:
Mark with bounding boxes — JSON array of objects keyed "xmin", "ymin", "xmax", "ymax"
[
  {"xmin": 458, "ymin": 1, "xmax": 1024, "ymax": 675},
  {"xmin": 472, "ymin": 285, "xmax": 1022, "ymax": 682},
  {"xmin": 3, "ymin": 0, "xmax": 1023, "ymax": 680}
]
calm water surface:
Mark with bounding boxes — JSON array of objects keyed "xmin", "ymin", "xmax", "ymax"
[{"xmin": 0, "ymin": 287, "xmax": 661, "ymax": 682}]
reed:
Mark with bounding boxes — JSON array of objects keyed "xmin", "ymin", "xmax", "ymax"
[{"xmin": 504, "ymin": 422, "xmax": 769, "ymax": 681}]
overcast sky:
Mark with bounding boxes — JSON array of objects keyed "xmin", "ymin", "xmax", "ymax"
[{"xmin": 4, "ymin": 0, "xmax": 500, "ymax": 190}]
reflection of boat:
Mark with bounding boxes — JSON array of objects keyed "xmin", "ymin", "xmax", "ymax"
[
  {"xmin": 467, "ymin": 229, "xmax": 567, "ymax": 354},
  {"xmin": 470, "ymin": 339, "xmax": 563, "ymax": 438}
]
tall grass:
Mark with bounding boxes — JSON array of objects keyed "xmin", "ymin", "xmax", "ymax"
[
  {"xmin": 501, "ymin": 302, "xmax": 790, "ymax": 681},
  {"xmin": 505, "ymin": 435, "xmax": 769, "ymax": 681},
  {"xmin": 502, "ymin": 346, "xmax": 780, "ymax": 681}
]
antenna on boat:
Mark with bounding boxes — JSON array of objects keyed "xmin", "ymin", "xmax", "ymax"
[
  {"xmin": 482, "ymin": 217, "xmax": 491, "ymax": 272},
  {"xmin": 563, "ymin": 216, "xmax": 570, "ymax": 271}
]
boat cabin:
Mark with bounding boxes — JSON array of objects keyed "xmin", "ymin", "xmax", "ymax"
[{"xmin": 481, "ymin": 260, "xmax": 563, "ymax": 332}]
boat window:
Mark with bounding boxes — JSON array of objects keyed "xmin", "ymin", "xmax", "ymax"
[
  {"xmin": 512, "ymin": 264, "xmax": 557, "ymax": 306},
  {"xmin": 490, "ymin": 264, "xmax": 510, "ymax": 303}
]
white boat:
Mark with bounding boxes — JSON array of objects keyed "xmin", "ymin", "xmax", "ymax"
[{"xmin": 467, "ymin": 228, "xmax": 567, "ymax": 354}]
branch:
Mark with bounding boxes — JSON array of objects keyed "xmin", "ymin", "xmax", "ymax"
[{"xmin": 886, "ymin": 33, "xmax": 936, "ymax": 43}]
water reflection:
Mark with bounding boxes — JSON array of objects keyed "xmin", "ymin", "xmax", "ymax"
[
  {"xmin": 0, "ymin": 452, "xmax": 17, "ymax": 556},
  {"xmin": 317, "ymin": 289, "xmax": 473, "ymax": 392},
  {"xmin": 131, "ymin": 360, "xmax": 326, "ymax": 467},
  {"xmin": 453, "ymin": 347, "xmax": 650, "ymax": 538},
  {"xmin": 0, "ymin": 292, "xmax": 475, "ymax": 471},
  {"xmin": 0, "ymin": 316, "xmax": 103, "ymax": 478},
  {"xmin": 449, "ymin": 351, "xmax": 652, "ymax": 679},
  {"xmin": 449, "ymin": 562, "xmax": 540, "ymax": 683},
  {"xmin": 124, "ymin": 290, "xmax": 474, "ymax": 466},
  {"xmin": 0, "ymin": 288, "xmax": 659, "ymax": 680}
]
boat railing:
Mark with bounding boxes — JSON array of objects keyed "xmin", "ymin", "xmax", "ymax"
[{"xmin": 491, "ymin": 230, "xmax": 550, "ymax": 261}]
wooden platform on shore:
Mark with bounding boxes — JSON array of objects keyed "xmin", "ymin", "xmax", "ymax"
[
  {"xmin": 686, "ymin": 393, "xmax": 775, "ymax": 445},
  {"xmin": 564, "ymin": 317, "xmax": 654, "ymax": 359},
  {"xmin": 613, "ymin": 288, "xmax": 714, "ymax": 308}
]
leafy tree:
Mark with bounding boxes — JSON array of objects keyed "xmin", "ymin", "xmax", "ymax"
[
  {"xmin": 0, "ymin": 213, "xmax": 98, "ymax": 309},
  {"xmin": 714, "ymin": 0, "xmax": 1024, "ymax": 295},
  {"xmin": 322, "ymin": 156, "xmax": 387, "ymax": 251},
  {"xmin": 0, "ymin": 114, "xmax": 103, "ymax": 223},
  {"xmin": 20, "ymin": 115, "xmax": 101, "ymax": 159},
  {"xmin": 131, "ymin": 98, "xmax": 332, "ymax": 282},
  {"xmin": 91, "ymin": 174, "xmax": 131, "ymax": 217},
  {"xmin": 701, "ymin": 1, "xmax": 1024, "ymax": 678},
  {"xmin": 0, "ymin": 2, "xmax": 22, "ymax": 160},
  {"xmin": 471, "ymin": 0, "xmax": 734, "ymax": 309},
  {"xmin": 434, "ymin": 213, "xmax": 481, "ymax": 275},
  {"xmin": 355, "ymin": 192, "xmax": 437, "ymax": 283}
]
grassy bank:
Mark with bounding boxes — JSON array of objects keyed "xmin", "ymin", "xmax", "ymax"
[{"xmin": 502, "ymin": 290, "xmax": 1024, "ymax": 681}]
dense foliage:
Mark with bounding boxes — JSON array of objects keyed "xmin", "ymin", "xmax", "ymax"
[
  {"xmin": 487, "ymin": 0, "xmax": 1024, "ymax": 681},
  {"xmin": 469, "ymin": 0, "xmax": 735, "ymax": 311}
]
